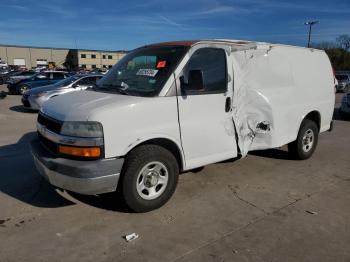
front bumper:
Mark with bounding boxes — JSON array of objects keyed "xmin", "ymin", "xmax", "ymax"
[
  {"xmin": 31, "ymin": 139, "xmax": 124, "ymax": 195},
  {"xmin": 22, "ymin": 95, "xmax": 42, "ymax": 110}
]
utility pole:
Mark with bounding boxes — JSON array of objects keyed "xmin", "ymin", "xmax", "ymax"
[{"xmin": 304, "ymin": 20, "xmax": 319, "ymax": 48}]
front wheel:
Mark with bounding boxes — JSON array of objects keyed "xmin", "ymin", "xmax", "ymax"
[
  {"xmin": 120, "ymin": 145, "xmax": 179, "ymax": 212},
  {"xmin": 288, "ymin": 119, "xmax": 319, "ymax": 160},
  {"xmin": 18, "ymin": 84, "xmax": 29, "ymax": 95}
]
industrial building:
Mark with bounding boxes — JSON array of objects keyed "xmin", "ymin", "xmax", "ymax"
[{"xmin": 0, "ymin": 44, "xmax": 127, "ymax": 70}]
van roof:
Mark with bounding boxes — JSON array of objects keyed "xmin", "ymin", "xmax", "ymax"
[
  {"xmin": 146, "ymin": 39, "xmax": 255, "ymax": 48},
  {"xmin": 144, "ymin": 39, "xmax": 325, "ymax": 53}
]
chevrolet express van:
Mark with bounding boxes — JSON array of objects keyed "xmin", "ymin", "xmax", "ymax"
[{"xmin": 31, "ymin": 40, "xmax": 335, "ymax": 212}]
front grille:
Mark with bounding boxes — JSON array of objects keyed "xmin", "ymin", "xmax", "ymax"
[
  {"xmin": 37, "ymin": 113, "xmax": 63, "ymax": 134},
  {"xmin": 38, "ymin": 132, "xmax": 58, "ymax": 154}
]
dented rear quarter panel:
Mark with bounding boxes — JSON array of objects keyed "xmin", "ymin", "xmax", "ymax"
[{"xmin": 231, "ymin": 45, "xmax": 334, "ymax": 155}]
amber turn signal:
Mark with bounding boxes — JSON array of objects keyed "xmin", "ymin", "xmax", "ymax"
[{"xmin": 58, "ymin": 145, "xmax": 101, "ymax": 157}]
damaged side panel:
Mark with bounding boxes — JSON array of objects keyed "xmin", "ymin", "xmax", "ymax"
[{"xmin": 231, "ymin": 47, "xmax": 296, "ymax": 156}]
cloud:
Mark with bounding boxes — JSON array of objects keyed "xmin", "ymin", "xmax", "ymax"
[
  {"xmin": 194, "ymin": 6, "xmax": 235, "ymax": 15},
  {"xmin": 38, "ymin": 2, "xmax": 75, "ymax": 19},
  {"xmin": 157, "ymin": 15, "xmax": 183, "ymax": 27},
  {"xmin": 235, "ymin": 0, "xmax": 350, "ymax": 15}
]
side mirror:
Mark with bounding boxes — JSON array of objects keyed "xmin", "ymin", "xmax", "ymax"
[
  {"xmin": 72, "ymin": 83, "xmax": 78, "ymax": 88},
  {"xmin": 180, "ymin": 70, "xmax": 205, "ymax": 93}
]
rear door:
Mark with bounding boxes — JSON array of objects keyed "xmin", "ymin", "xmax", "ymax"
[{"xmin": 177, "ymin": 47, "xmax": 237, "ymax": 169}]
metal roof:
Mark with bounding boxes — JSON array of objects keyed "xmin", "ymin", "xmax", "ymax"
[{"xmin": 145, "ymin": 39, "xmax": 256, "ymax": 48}]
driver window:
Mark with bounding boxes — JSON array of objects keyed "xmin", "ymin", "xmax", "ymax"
[
  {"xmin": 183, "ymin": 48, "xmax": 227, "ymax": 94},
  {"xmin": 76, "ymin": 77, "xmax": 94, "ymax": 86},
  {"xmin": 35, "ymin": 73, "xmax": 48, "ymax": 80}
]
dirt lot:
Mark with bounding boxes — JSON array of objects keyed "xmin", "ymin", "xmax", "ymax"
[{"xmin": 0, "ymin": 85, "xmax": 349, "ymax": 262}]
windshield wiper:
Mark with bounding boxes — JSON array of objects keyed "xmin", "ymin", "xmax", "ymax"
[{"xmin": 98, "ymin": 84, "xmax": 131, "ymax": 95}]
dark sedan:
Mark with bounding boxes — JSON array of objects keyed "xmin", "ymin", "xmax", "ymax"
[{"xmin": 7, "ymin": 71, "xmax": 70, "ymax": 95}]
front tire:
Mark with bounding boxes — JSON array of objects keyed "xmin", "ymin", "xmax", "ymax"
[
  {"xmin": 288, "ymin": 119, "xmax": 319, "ymax": 160},
  {"xmin": 120, "ymin": 145, "xmax": 179, "ymax": 212},
  {"xmin": 18, "ymin": 84, "xmax": 29, "ymax": 95}
]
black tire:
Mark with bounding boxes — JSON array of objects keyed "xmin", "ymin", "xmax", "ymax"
[
  {"xmin": 17, "ymin": 84, "xmax": 29, "ymax": 95},
  {"xmin": 288, "ymin": 119, "xmax": 319, "ymax": 160},
  {"xmin": 120, "ymin": 144, "xmax": 179, "ymax": 213}
]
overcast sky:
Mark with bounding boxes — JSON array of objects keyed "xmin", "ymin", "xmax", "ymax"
[{"xmin": 0, "ymin": 0, "xmax": 349, "ymax": 50}]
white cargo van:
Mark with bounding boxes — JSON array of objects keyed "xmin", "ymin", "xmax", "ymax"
[{"xmin": 31, "ymin": 40, "xmax": 335, "ymax": 212}]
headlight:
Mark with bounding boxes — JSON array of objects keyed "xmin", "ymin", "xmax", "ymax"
[{"xmin": 60, "ymin": 121, "xmax": 103, "ymax": 138}]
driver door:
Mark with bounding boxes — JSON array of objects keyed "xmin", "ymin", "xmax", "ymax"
[{"xmin": 177, "ymin": 47, "xmax": 237, "ymax": 169}]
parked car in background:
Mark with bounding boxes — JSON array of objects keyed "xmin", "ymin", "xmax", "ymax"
[
  {"xmin": 22, "ymin": 74, "xmax": 102, "ymax": 110},
  {"xmin": 7, "ymin": 71, "xmax": 69, "ymax": 95},
  {"xmin": 3, "ymin": 70, "xmax": 36, "ymax": 85},
  {"xmin": 0, "ymin": 66, "xmax": 9, "ymax": 72},
  {"xmin": 90, "ymin": 68, "xmax": 109, "ymax": 74},
  {"xmin": 339, "ymin": 92, "xmax": 350, "ymax": 118},
  {"xmin": 335, "ymin": 74, "xmax": 350, "ymax": 92}
]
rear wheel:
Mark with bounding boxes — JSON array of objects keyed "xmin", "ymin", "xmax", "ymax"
[
  {"xmin": 120, "ymin": 145, "xmax": 179, "ymax": 212},
  {"xmin": 18, "ymin": 84, "xmax": 29, "ymax": 95},
  {"xmin": 288, "ymin": 119, "xmax": 319, "ymax": 160}
]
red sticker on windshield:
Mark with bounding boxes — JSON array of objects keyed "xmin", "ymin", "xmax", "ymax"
[{"xmin": 156, "ymin": 61, "xmax": 167, "ymax": 69}]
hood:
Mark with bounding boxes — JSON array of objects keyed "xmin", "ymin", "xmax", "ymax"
[
  {"xmin": 26, "ymin": 84, "xmax": 61, "ymax": 95},
  {"xmin": 41, "ymin": 90, "xmax": 145, "ymax": 121}
]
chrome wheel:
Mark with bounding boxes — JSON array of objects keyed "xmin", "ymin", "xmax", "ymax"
[
  {"xmin": 302, "ymin": 129, "xmax": 314, "ymax": 152},
  {"xmin": 19, "ymin": 85, "xmax": 28, "ymax": 95},
  {"xmin": 136, "ymin": 161, "xmax": 169, "ymax": 200}
]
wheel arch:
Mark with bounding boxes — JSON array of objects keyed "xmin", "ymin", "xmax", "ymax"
[
  {"xmin": 303, "ymin": 110, "xmax": 321, "ymax": 131},
  {"xmin": 123, "ymin": 137, "xmax": 185, "ymax": 171}
]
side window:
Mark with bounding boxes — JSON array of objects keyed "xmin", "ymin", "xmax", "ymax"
[
  {"xmin": 35, "ymin": 73, "xmax": 48, "ymax": 80},
  {"xmin": 76, "ymin": 77, "xmax": 95, "ymax": 86},
  {"xmin": 183, "ymin": 48, "xmax": 227, "ymax": 94},
  {"xmin": 52, "ymin": 73, "xmax": 65, "ymax": 80}
]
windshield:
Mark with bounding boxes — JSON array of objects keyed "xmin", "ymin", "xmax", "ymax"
[
  {"xmin": 20, "ymin": 71, "xmax": 35, "ymax": 76},
  {"xmin": 336, "ymin": 75, "xmax": 348, "ymax": 81},
  {"xmin": 96, "ymin": 46, "xmax": 188, "ymax": 96},
  {"xmin": 53, "ymin": 76, "xmax": 80, "ymax": 87}
]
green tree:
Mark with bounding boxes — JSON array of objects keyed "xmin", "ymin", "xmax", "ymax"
[
  {"xmin": 336, "ymin": 35, "xmax": 350, "ymax": 51},
  {"xmin": 312, "ymin": 35, "xmax": 350, "ymax": 70}
]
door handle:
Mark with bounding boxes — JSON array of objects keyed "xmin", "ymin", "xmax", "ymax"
[{"xmin": 225, "ymin": 97, "xmax": 231, "ymax": 112}]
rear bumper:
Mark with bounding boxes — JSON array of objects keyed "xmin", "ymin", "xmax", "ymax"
[{"xmin": 31, "ymin": 139, "xmax": 124, "ymax": 195}]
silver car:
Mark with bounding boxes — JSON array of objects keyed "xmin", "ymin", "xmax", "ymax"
[
  {"xmin": 22, "ymin": 74, "xmax": 103, "ymax": 110},
  {"xmin": 335, "ymin": 74, "xmax": 350, "ymax": 93},
  {"xmin": 339, "ymin": 92, "xmax": 350, "ymax": 118}
]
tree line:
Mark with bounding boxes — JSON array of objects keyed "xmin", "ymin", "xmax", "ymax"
[{"xmin": 311, "ymin": 35, "xmax": 350, "ymax": 71}]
